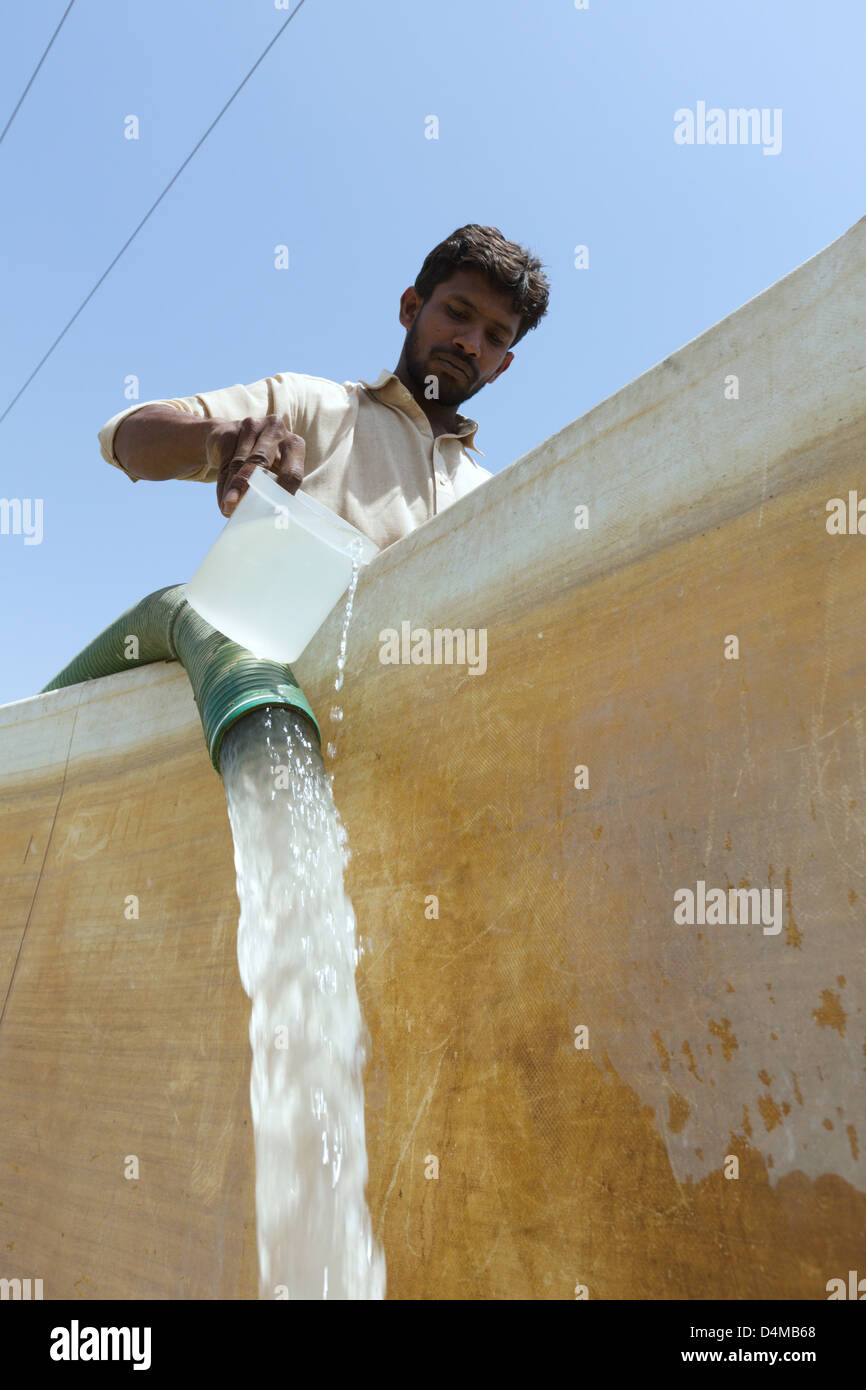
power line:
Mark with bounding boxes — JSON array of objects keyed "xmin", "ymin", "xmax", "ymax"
[
  {"xmin": 0, "ymin": 0, "xmax": 310, "ymax": 425},
  {"xmin": 0, "ymin": 0, "xmax": 78, "ymax": 147}
]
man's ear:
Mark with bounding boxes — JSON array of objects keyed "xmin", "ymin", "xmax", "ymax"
[
  {"xmin": 399, "ymin": 287, "xmax": 423, "ymax": 330},
  {"xmin": 488, "ymin": 350, "xmax": 514, "ymax": 384}
]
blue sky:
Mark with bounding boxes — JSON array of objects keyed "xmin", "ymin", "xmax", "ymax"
[{"xmin": 0, "ymin": 0, "xmax": 863, "ymax": 706}]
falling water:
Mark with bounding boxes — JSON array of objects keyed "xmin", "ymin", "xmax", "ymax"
[
  {"xmin": 219, "ymin": 553, "xmax": 384, "ymax": 1299},
  {"xmin": 326, "ymin": 549, "xmax": 363, "ymax": 763}
]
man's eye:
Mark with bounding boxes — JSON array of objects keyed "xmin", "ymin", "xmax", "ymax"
[{"xmin": 448, "ymin": 307, "xmax": 466, "ymax": 319}]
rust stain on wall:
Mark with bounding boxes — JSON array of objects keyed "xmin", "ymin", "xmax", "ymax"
[
  {"xmin": 668, "ymin": 1093, "xmax": 690, "ymax": 1133},
  {"xmin": 784, "ymin": 867, "xmax": 803, "ymax": 948},
  {"xmin": 651, "ymin": 1030, "xmax": 671, "ymax": 1073},
  {"xmin": 813, "ymin": 990, "xmax": 847, "ymax": 1036},
  {"xmin": 708, "ymin": 1018, "xmax": 739, "ymax": 1061},
  {"xmin": 758, "ymin": 1095, "xmax": 783, "ymax": 1132}
]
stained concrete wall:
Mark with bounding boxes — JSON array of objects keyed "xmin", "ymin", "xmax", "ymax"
[{"xmin": 1, "ymin": 216, "xmax": 865, "ymax": 1300}]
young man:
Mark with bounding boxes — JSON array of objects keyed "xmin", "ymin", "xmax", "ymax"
[{"xmin": 98, "ymin": 225, "xmax": 550, "ymax": 553}]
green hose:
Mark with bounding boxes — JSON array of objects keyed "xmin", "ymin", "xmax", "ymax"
[{"xmin": 40, "ymin": 584, "xmax": 321, "ymax": 771}]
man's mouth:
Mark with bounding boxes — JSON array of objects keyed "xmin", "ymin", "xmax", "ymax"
[{"xmin": 435, "ymin": 353, "xmax": 472, "ymax": 382}]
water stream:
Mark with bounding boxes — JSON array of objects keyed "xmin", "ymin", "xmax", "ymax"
[{"xmin": 218, "ymin": 556, "xmax": 385, "ymax": 1299}]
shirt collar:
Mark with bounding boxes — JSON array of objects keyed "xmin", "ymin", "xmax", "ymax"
[{"xmin": 358, "ymin": 369, "xmax": 485, "ymax": 457}]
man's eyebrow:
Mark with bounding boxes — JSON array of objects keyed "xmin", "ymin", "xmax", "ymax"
[{"xmin": 448, "ymin": 294, "xmax": 514, "ymax": 340}]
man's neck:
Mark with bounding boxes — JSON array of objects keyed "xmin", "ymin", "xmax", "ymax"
[{"xmin": 392, "ymin": 362, "xmax": 463, "ymax": 437}]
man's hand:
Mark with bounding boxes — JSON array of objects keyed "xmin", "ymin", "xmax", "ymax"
[{"xmin": 207, "ymin": 415, "xmax": 306, "ymax": 516}]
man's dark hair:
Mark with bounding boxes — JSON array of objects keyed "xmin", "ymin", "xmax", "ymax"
[{"xmin": 414, "ymin": 225, "xmax": 550, "ymax": 348}]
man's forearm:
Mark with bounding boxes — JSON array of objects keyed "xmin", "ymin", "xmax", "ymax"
[{"xmin": 113, "ymin": 404, "xmax": 216, "ymax": 481}]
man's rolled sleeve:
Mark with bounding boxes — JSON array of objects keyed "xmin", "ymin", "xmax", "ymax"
[{"xmin": 97, "ymin": 376, "xmax": 278, "ymax": 483}]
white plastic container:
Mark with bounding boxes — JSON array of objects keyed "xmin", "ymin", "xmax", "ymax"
[{"xmin": 185, "ymin": 467, "xmax": 379, "ymax": 662}]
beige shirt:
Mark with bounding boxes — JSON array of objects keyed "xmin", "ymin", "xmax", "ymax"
[{"xmin": 98, "ymin": 368, "xmax": 493, "ymax": 552}]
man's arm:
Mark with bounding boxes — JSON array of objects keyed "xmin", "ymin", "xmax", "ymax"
[
  {"xmin": 113, "ymin": 404, "xmax": 306, "ymax": 517},
  {"xmin": 114, "ymin": 404, "xmax": 218, "ymax": 482}
]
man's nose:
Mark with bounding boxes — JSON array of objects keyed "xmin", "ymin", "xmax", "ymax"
[{"xmin": 451, "ymin": 330, "xmax": 481, "ymax": 358}]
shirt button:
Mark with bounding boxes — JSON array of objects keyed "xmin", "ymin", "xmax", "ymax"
[{"xmin": 436, "ymin": 472, "xmax": 448, "ymax": 485}]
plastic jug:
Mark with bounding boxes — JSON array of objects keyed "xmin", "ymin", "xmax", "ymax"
[{"xmin": 185, "ymin": 467, "xmax": 379, "ymax": 662}]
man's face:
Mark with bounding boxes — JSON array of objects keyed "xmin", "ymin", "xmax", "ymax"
[{"xmin": 399, "ymin": 268, "xmax": 521, "ymax": 407}]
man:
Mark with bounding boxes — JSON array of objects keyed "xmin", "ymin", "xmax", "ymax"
[{"xmin": 98, "ymin": 224, "xmax": 550, "ymax": 553}]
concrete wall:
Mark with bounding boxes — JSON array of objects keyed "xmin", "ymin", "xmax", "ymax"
[{"xmin": 2, "ymin": 216, "xmax": 865, "ymax": 1299}]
